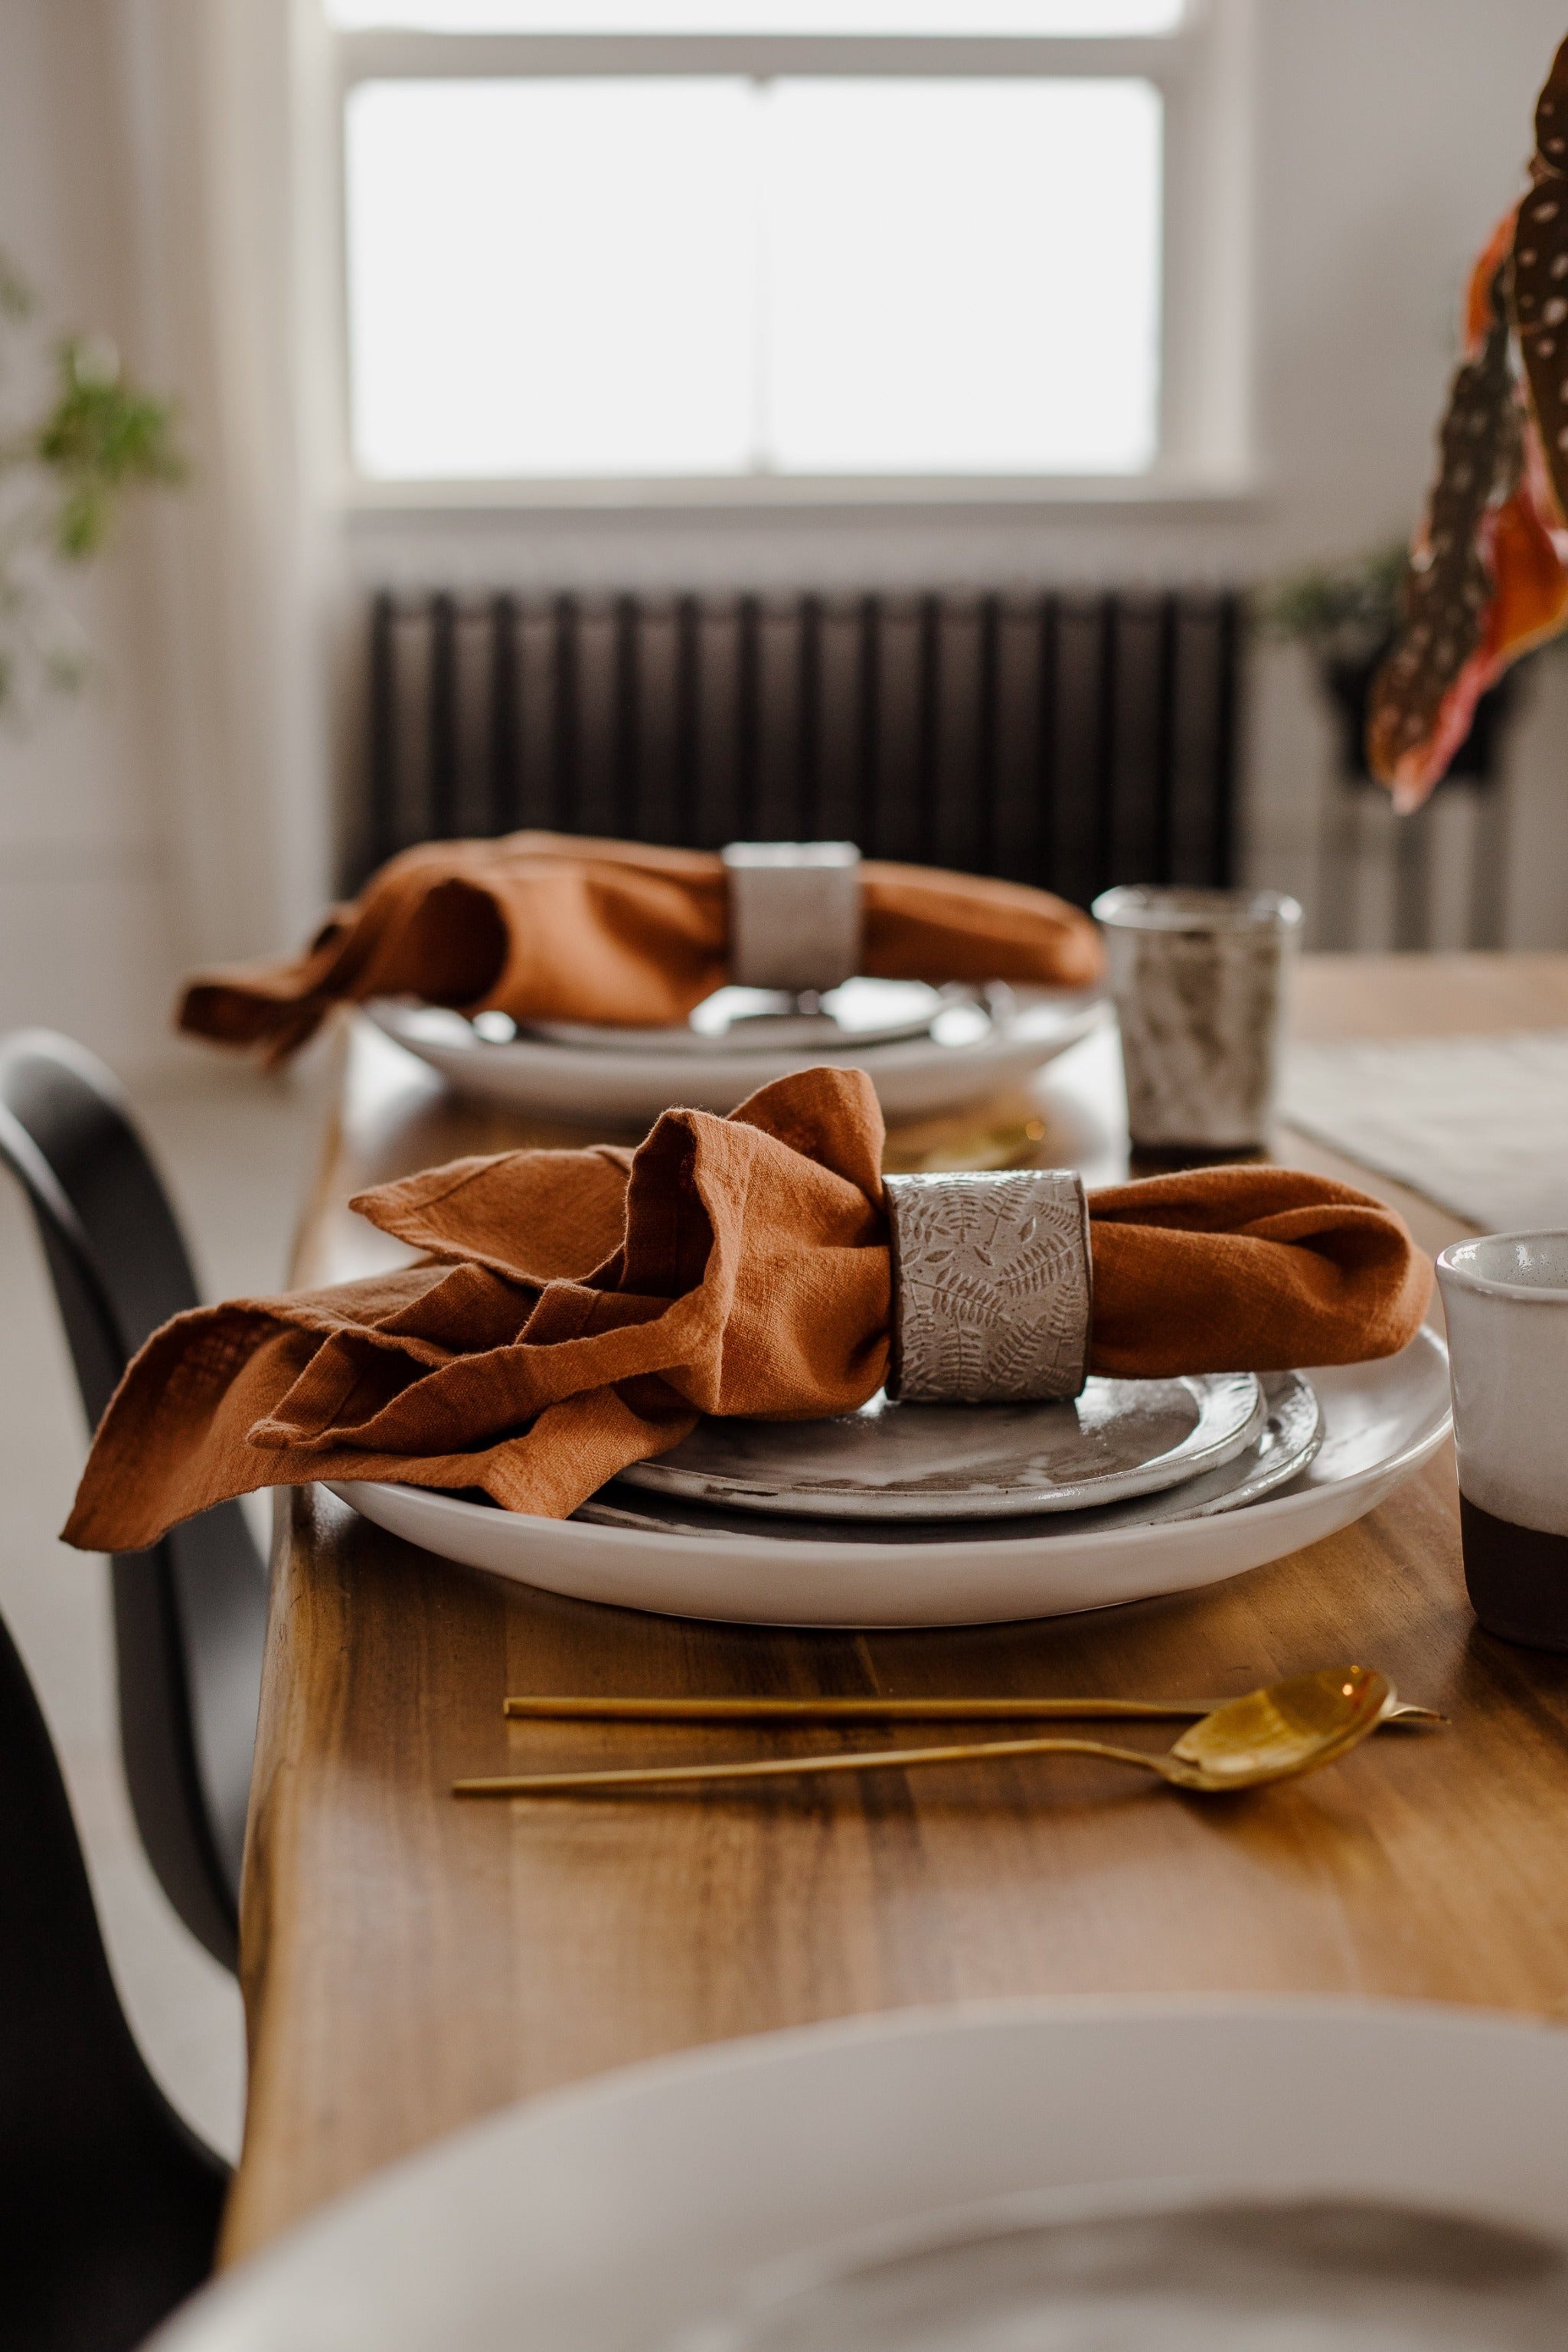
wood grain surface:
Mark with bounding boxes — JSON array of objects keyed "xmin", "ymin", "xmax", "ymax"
[{"xmin": 224, "ymin": 956, "xmax": 1568, "ymax": 2262}]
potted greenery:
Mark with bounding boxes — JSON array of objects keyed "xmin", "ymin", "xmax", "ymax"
[
  {"xmin": 0, "ymin": 248, "xmax": 183, "ymax": 720},
  {"xmin": 1257, "ymin": 541, "xmax": 1521, "ymax": 786}
]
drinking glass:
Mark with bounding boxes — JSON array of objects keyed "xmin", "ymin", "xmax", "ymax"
[{"xmin": 1092, "ymin": 886, "xmax": 1302, "ymax": 1156}]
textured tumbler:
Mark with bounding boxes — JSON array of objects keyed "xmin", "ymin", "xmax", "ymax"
[{"xmin": 1092, "ymin": 887, "xmax": 1302, "ymax": 1155}]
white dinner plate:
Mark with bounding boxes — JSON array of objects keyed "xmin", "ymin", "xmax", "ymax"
[
  {"xmin": 365, "ymin": 986, "xmax": 1106, "ymax": 1122},
  {"xmin": 619, "ymin": 1374, "xmax": 1264, "ymax": 1521},
  {"xmin": 152, "ymin": 1995, "xmax": 1568, "ymax": 2352},
  {"xmin": 583, "ymin": 1372, "xmax": 1323, "ymax": 1542},
  {"xmin": 331, "ymin": 1328, "xmax": 1451, "ymax": 1628}
]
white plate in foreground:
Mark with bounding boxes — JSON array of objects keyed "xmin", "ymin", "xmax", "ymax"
[
  {"xmin": 154, "ymin": 1997, "xmax": 1568, "ymax": 2352},
  {"xmin": 331, "ymin": 1328, "xmax": 1451, "ymax": 1628},
  {"xmin": 365, "ymin": 986, "xmax": 1106, "ymax": 1122}
]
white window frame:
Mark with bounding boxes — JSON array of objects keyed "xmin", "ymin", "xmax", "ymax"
[{"xmin": 320, "ymin": 0, "xmax": 1254, "ymax": 511}]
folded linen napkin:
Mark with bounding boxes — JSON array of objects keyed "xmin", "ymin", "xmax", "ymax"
[
  {"xmin": 176, "ymin": 833, "xmax": 1105, "ymax": 1060},
  {"xmin": 64, "ymin": 1067, "xmax": 1432, "ymax": 1555}
]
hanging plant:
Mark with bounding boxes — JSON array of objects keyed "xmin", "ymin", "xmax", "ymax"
[
  {"xmin": 0, "ymin": 249, "xmax": 185, "ymax": 720},
  {"xmin": 1368, "ymin": 29, "xmax": 1568, "ymax": 809}
]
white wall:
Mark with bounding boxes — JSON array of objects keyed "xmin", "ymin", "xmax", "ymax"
[
  {"xmin": 0, "ymin": 2, "xmax": 187, "ymax": 1072},
  {"xmin": 0, "ymin": 0, "xmax": 334, "ymax": 1080},
  {"xmin": 5, "ymin": 0, "xmax": 1568, "ymax": 1074}
]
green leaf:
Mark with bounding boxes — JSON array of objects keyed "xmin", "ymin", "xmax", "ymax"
[{"xmin": 34, "ymin": 337, "xmax": 185, "ymax": 560}]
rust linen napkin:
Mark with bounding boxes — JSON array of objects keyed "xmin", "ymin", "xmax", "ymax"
[
  {"xmin": 64, "ymin": 1067, "xmax": 1432, "ymax": 1555},
  {"xmin": 176, "ymin": 832, "xmax": 1105, "ymax": 1060}
]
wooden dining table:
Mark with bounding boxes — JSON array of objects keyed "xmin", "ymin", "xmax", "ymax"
[{"xmin": 222, "ymin": 952, "xmax": 1568, "ymax": 2264}]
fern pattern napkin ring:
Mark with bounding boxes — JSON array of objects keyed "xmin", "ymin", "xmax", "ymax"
[{"xmin": 883, "ymin": 1169, "xmax": 1092, "ymax": 1406}]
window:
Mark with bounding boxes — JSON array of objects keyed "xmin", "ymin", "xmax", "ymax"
[{"xmin": 325, "ymin": 1, "xmax": 1240, "ymax": 490}]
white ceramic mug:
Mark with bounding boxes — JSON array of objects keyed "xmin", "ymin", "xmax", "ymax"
[{"xmin": 1436, "ymin": 1230, "xmax": 1568, "ymax": 1650}]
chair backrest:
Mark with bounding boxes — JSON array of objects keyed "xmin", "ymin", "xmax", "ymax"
[
  {"xmin": 0, "ymin": 1595, "xmax": 227, "ymax": 2350},
  {"xmin": 0, "ymin": 1032, "xmax": 269, "ymax": 1972}
]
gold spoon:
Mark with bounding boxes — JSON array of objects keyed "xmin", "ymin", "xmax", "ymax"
[
  {"xmin": 499, "ymin": 1690, "xmax": 1442, "ymax": 1730},
  {"xmin": 456, "ymin": 1664, "xmax": 1397, "ymax": 1798}
]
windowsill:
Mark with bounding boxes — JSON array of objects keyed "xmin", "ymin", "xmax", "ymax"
[{"xmin": 341, "ymin": 466, "xmax": 1264, "ymax": 519}]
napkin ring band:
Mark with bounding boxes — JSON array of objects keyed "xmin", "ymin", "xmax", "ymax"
[
  {"xmin": 722, "ymin": 841, "xmax": 861, "ymax": 995},
  {"xmin": 884, "ymin": 1170, "xmax": 1092, "ymax": 1406}
]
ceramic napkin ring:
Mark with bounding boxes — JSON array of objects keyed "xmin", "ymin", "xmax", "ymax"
[
  {"xmin": 722, "ymin": 841, "xmax": 862, "ymax": 995},
  {"xmin": 883, "ymin": 1169, "xmax": 1092, "ymax": 1405}
]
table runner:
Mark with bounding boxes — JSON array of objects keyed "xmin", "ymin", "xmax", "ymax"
[{"xmin": 1283, "ymin": 1029, "xmax": 1568, "ymax": 1233}]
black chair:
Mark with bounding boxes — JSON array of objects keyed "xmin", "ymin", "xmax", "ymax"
[
  {"xmin": 0, "ymin": 1594, "xmax": 227, "ymax": 2350},
  {"xmin": 0, "ymin": 1032, "xmax": 269, "ymax": 1973}
]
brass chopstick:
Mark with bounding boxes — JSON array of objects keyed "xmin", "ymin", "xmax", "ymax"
[
  {"xmin": 456, "ymin": 1735, "xmax": 1135, "ymax": 1798},
  {"xmin": 500, "ymin": 1694, "xmax": 1446, "ymax": 1727}
]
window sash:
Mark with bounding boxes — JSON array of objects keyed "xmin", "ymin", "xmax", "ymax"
[
  {"xmin": 334, "ymin": 30, "xmax": 1197, "ymax": 82},
  {"xmin": 323, "ymin": 6, "xmax": 1237, "ymax": 499}
]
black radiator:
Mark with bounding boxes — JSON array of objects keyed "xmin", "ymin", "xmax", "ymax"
[{"xmin": 357, "ymin": 588, "xmax": 1243, "ymax": 905}]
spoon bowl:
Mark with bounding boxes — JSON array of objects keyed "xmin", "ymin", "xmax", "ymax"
[{"xmin": 1165, "ymin": 1664, "xmax": 1393, "ymax": 1790}]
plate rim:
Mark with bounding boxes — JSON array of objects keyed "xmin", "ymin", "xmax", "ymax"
[{"xmin": 365, "ymin": 988, "xmax": 1107, "ymax": 1083}]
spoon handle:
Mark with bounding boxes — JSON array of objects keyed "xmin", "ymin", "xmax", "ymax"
[{"xmin": 452, "ymin": 1732, "xmax": 1178, "ymax": 1798}]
